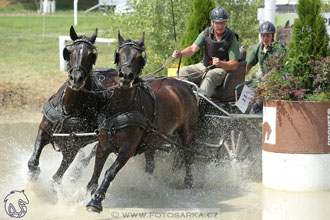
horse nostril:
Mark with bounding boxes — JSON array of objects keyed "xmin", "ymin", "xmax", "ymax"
[
  {"xmin": 119, "ymin": 72, "xmax": 124, "ymax": 78},
  {"xmin": 78, "ymin": 76, "xmax": 83, "ymax": 83},
  {"xmin": 128, "ymin": 73, "xmax": 134, "ymax": 80},
  {"xmin": 69, "ymin": 75, "xmax": 73, "ymax": 81}
]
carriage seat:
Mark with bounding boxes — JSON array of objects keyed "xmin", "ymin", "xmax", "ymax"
[{"xmin": 210, "ymin": 47, "xmax": 247, "ymax": 103}]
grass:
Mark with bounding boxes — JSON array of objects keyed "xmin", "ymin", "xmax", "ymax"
[
  {"xmin": 0, "ymin": 12, "xmax": 122, "ymax": 113},
  {"xmin": 0, "ymin": 13, "xmax": 121, "ymax": 75}
]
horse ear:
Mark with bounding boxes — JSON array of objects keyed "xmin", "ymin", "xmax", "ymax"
[
  {"xmin": 118, "ymin": 31, "xmax": 124, "ymax": 45},
  {"xmin": 285, "ymin": 20, "xmax": 290, "ymax": 28},
  {"xmin": 63, "ymin": 47, "xmax": 70, "ymax": 61},
  {"xmin": 138, "ymin": 32, "xmax": 145, "ymax": 47},
  {"xmin": 90, "ymin": 28, "xmax": 98, "ymax": 44},
  {"xmin": 70, "ymin": 26, "xmax": 78, "ymax": 41}
]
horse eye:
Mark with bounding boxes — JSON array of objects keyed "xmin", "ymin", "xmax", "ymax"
[{"xmin": 138, "ymin": 55, "xmax": 144, "ymax": 64}]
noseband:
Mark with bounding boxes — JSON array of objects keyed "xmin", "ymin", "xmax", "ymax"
[{"xmin": 115, "ymin": 41, "xmax": 147, "ymax": 76}]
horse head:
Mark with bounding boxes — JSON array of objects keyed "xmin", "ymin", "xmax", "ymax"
[
  {"xmin": 63, "ymin": 26, "xmax": 98, "ymax": 90},
  {"xmin": 115, "ymin": 31, "xmax": 146, "ymax": 88},
  {"xmin": 276, "ymin": 20, "xmax": 292, "ymax": 48}
]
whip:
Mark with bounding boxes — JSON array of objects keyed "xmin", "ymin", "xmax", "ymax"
[{"xmin": 170, "ymin": 0, "xmax": 182, "ymax": 78}]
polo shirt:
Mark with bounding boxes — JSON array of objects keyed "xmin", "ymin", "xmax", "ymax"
[{"xmin": 246, "ymin": 41, "xmax": 285, "ymax": 69}]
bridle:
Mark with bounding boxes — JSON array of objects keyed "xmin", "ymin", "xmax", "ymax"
[
  {"xmin": 66, "ymin": 38, "xmax": 98, "ymax": 78},
  {"xmin": 114, "ymin": 40, "xmax": 147, "ymax": 77}
]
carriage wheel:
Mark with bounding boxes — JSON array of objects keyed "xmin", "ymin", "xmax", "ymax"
[{"xmin": 222, "ymin": 130, "xmax": 249, "ymax": 160}]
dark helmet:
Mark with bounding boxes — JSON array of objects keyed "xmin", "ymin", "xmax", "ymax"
[
  {"xmin": 259, "ymin": 21, "xmax": 276, "ymax": 34},
  {"xmin": 211, "ymin": 7, "xmax": 229, "ymax": 22}
]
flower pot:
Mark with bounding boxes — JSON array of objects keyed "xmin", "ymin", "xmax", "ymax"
[{"xmin": 262, "ymin": 100, "xmax": 330, "ymax": 191}]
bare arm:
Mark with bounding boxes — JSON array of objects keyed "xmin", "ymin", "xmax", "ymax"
[
  {"xmin": 212, "ymin": 58, "xmax": 238, "ymax": 71},
  {"xmin": 172, "ymin": 44, "xmax": 200, "ymax": 59}
]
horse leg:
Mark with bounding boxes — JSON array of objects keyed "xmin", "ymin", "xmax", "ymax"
[
  {"xmin": 87, "ymin": 135, "xmax": 112, "ymax": 195},
  {"xmin": 27, "ymin": 127, "xmax": 51, "ymax": 181},
  {"xmin": 183, "ymin": 149, "xmax": 194, "ymax": 188},
  {"xmin": 86, "ymin": 141, "xmax": 135, "ymax": 213},
  {"xmin": 178, "ymin": 129, "xmax": 195, "ymax": 188},
  {"xmin": 72, "ymin": 142, "xmax": 98, "ymax": 181},
  {"xmin": 80, "ymin": 142, "xmax": 98, "ymax": 167},
  {"xmin": 144, "ymin": 148, "xmax": 155, "ymax": 175},
  {"xmin": 52, "ymin": 148, "xmax": 79, "ymax": 185}
]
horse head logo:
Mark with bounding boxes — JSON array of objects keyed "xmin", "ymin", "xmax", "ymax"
[
  {"xmin": 4, "ymin": 190, "xmax": 29, "ymax": 218},
  {"xmin": 263, "ymin": 122, "xmax": 273, "ymax": 143}
]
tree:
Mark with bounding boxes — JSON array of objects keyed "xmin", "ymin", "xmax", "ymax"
[
  {"xmin": 180, "ymin": 0, "xmax": 216, "ymax": 66},
  {"xmin": 286, "ymin": 0, "xmax": 329, "ymax": 91},
  {"xmin": 107, "ymin": 0, "xmax": 191, "ymax": 76}
]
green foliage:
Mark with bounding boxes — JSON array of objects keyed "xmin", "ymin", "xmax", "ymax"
[
  {"xmin": 305, "ymin": 57, "xmax": 330, "ymax": 101},
  {"xmin": 106, "ymin": 0, "xmax": 190, "ymax": 76},
  {"xmin": 106, "ymin": 0, "xmax": 264, "ymax": 75},
  {"xmin": 217, "ymin": 0, "xmax": 263, "ymax": 48},
  {"xmin": 180, "ymin": 0, "xmax": 215, "ymax": 66},
  {"xmin": 286, "ymin": 0, "xmax": 329, "ymax": 91}
]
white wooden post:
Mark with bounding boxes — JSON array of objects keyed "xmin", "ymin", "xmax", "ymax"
[
  {"xmin": 264, "ymin": 0, "xmax": 276, "ymax": 25},
  {"xmin": 59, "ymin": 36, "xmax": 116, "ymax": 72},
  {"xmin": 74, "ymin": 0, "xmax": 78, "ymax": 26}
]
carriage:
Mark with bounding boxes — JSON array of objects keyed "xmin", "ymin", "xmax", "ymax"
[
  {"xmin": 182, "ymin": 48, "xmax": 262, "ymax": 162},
  {"xmin": 88, "ymin": 43, "xmax": 263, "ymax": 163},
  {"xmin": 27, "ymin": 26, "xmax": 263, "ymax": 213}
]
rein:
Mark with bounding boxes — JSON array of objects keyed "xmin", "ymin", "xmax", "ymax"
[
  {"xmin": 142, "ymin": 60, "xmax": 214, "ymax": 81},
  {"xmin": 142, "ymin": 58, "xmax": 175, "ymax": 79}
]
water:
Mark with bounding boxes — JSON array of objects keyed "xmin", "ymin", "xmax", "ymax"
[{"xmin": 0, "ymin": 123, "xmax": 329, "ymax": 220}]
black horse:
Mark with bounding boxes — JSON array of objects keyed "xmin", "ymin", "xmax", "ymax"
[
  {"xmin": 85, "ymin": 32, "xmax": 198, "ymax": 213},
  {"xmin": 27, "ymin": 26, "xmax": 118, "ymax": 185}
]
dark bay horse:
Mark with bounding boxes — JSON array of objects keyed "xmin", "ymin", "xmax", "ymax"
[
  {"xmin": 85, "ymin": 32, "xmax": 198, "ymax": 213},
  {"xmin": 276, "ymin": 20, "xmax": 292, "ymax": 48},
  {"xmin": 27, "ymin": 26, "xmax": 118, "ymax": 185}
]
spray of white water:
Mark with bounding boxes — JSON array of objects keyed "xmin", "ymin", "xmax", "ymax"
[{"xmin": 3, "ymin": 123, "xmax": 329, "ymax": 220}]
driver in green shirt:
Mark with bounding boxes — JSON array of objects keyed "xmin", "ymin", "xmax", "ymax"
[
  {"xmin": 172, "ymin": 7, "xmax": 240, "ymax": 98},
  {"xmin": 246, "ymin": 21, "xmax": 285, "ymax": 75},
  {"xmin": 246, "ymin": 21, "xmax": 285, "ymax": 113}
]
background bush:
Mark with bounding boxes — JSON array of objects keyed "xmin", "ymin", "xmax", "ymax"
[{"xmin": 180, "ymin": 0, "xmax": 215, "ymax": 66}]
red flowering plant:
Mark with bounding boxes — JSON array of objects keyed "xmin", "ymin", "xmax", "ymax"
[{"xmin": 254, "ymin": 51, "xmax": 329, "ymax": 102}]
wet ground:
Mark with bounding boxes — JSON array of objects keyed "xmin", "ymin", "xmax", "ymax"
[{"xmin": 0, "ymin": 122, "xmax": 330, "ymax": 220}]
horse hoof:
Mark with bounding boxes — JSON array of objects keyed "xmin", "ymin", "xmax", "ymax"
[
  {"xmin": 86, "ymin": 199, "xmax": 102, "ymax": 213},
  {"xmin": 184, "ymin": 177, "xmax": 193, "ymax": 189}
]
